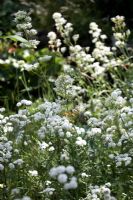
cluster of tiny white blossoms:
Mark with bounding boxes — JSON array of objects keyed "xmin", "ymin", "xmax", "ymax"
[
  {"xmin": 89, "ymin": 22, "xmax": 117, "ymax": 75},
  {"xmin": 16, "ymin": 99, "xmax": 32, "ymax": 107},
  {"xmin": 15, "ymin": 60, "xmax": 39, "ymax": 71},
  {"xmin": 47, "ymin": 13, "xmax": 133, "ymax": 78},
  {"xmin": 40, "ymin": 186, "xmax": 55, "ymax": 196},
  {"xmin": 0, "ymin": 55, "xmax": 39, "ymax": 72},
  {"xmin": 14, "ymin": 11, "xmax": 40, "ymax": 48},
  {"xmin": 54, "ymin": 74, "xmax": 85, "ymax": 99},
  {"xmin": 109, "ymin": 153, "xmax": 132, "ymax": 167},
  {"xmin": 49, "ymin": 165, "xmax": 77, "ymax": 190},
  {"xmin": 47, "ymin": 31, "xmax": 62, "ymax": 51},
  {"xmin": 35, "ymin": 100, "xmax": 73, "ymax": 138},
  {"xmin": 0, "ymin": 84, "xmax": 133, "ymax": 198},
  {"xmin": 89, "ymin": 183, "xmax": 116, "ymax": 200},
  {"xmin": 111, "ymin": 15, "xmax": 130, "ymax": 48},
  {"xmin": 0, "ymin": 136, "xmax": 24, "ymax": 171},
  {"xmin": 75, "ymin": 136, "xmax": 86, "ymax": 146},
  {"xmin": 89, "ymin": 21, "xmax": 112, "ymax": 73},
  {"xmin": 48, "ymin": 12, "xmax": 74, "ymax": 52}
]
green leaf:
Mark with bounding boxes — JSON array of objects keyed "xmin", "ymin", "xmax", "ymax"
[{"xmin": 0, "ymin": 35, "xmax": 29, "ymax": 43}]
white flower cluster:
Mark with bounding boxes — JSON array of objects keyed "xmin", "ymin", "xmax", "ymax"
[
  {"xmin": 16, "ymin": 99, "xmax": 32, "ymax": 107},
  {"xmin": 40, "ymin": 115, "xmax": 72, "ymax": 138},
  {"xmin": 49, "ymin": 12, "xmax": 130, "ymax": 78},
  {"xmin": 87, "ymin": 127, "xmax": 102, "ymax": 137},
  {"xmin": 22, "ymin": 196, "xmax": 31, "ymax": 200},
  {"xmin": 89, "ymin": 22, "xmax": 103, "ymax": 43},
  {"xmin": 0, "ymin": 113, "xmax": 13, "ymax": 134},
  {"xmin": 0, "ymin": 136, "xmax": 23, "ymax": 171},
  {"xmin": 14, "ymin": 10, "xmax": 40, "ymax": 48},
  {"xmin": 8, "ymin": 110, "xmax": 31, "ymax": 144},
  {"xmin": 89, "ymin": 184, "xmax": 116, "ymax": 200},
  {"xmin": 33, "ymin": 100, "xmax": 73, "ymax": 138},
  {"xmin": 82, "ymin": 86, "xmax": 133, "ymax": 173},
  {"xmin": 89, "ymin": 23, "xmax": 118, "ymax": 76},
  {"xmin": 109, "ymin": 89, "xmax": 126, "ymax": 107},
  {"xmin": 3, "ymin": 122, "xmax": 13, "ymax": 134},
  {"xmin": 0, "ymin": 82, "xmax": 133, "ymax": 198},
  {"xmin": 54, "ymin": 74, "xmax": 85, "ymax": 99},
  {"xmin": 53, "ymin": 12, "xmax": 73, "ymax": 42},
  {"xmin": 48, "ymin": 12, "xmax": 76, "ymax": 52},
  {"xmin": 69, "ymin": 45, "xmax": 94, "ymax": 69},
  {"xmin": 38, "ymin": 141, "xmax": 55, "ymax": 152},
  {"xmin": 75, "ymin": 136, "xmax": 86, "ymax": 146},
  {"xmin": 92, "ymin": 41, "xmax": 112, "ymax": 62},
  {"xmin": 111, "ymin": 16, "xmax": 130, "ymax": 48},
  {"xmin": 41, "ymin": 187, "xmax": 55, "ymax": 196},
  {"xmin": 49, "ymin": 165, "xmax": 78, "ymax": 190},
  {"xmin": 0, "ymin": 137, "xmax": 12, "ymax": 170},
  {"xmin": 16, "ymin": 59, "xmax": 39, "ymax": 71},
  {"xmin": 38, "ymin": 100, "xmax": 62, "ymax": 117},
  {"xmin": 110, "ymin": 153, "xmax": 132, "ymax": 167},
  {"xmin": 47, "ymin": 31, "xmax": 61, "ymax": 51},
  {"xmin": 0, "ymin": 57, "xmax": 39, "ymax": 71},
  {"xmin": 29, "ymin": 169, "xmax": 38, "ymax": 176}
]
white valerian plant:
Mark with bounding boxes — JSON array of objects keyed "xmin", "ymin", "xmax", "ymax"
[
  {"xmin": 49, "ymin": 165, "xmax": 77, "ymax": 190},
  {"xmin": 111, "ymin": 15, "xmax": 130, "ymax": 48},
  {"xmin": 88, "ymin": 184, "xmax": 116, "ymax": 200},
  {"xmin": 47, "ymin": 13, "xmax": 133, "ymax": 78},
  {"xmin": 14, "ymin": 10, "xmax": 40, "ymax": 49}
]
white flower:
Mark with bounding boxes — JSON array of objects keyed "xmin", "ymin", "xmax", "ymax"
[
  {"xmin": 49, "ymin": 166, "xmax": 66, "ymax": 177},
  {"xmin": 61, "ymin": 47, "xmax": 67, "ymax": 53},
  {"xmin": 53, "ymin": 12, "xmax": 62, "ymax": 19},
  {"xmin": 28, "ymin": 39, "xmax": 40, "ymax": 48},
  {"xmin": 29, "ymin": 29, "xmax": 37, "ymax": 35},
  {"xmin": 48, "ymin": 146, "xmax": 55, "ymax": 151},
  {"xmin": 14, "ymin": 159, "xmax": 24, "ymax": 166},
  {"xmin": 0, "ymin": 164, "xmax": 4, "ymax": 171},
  {"xmin": 56, "ymin": 165, "xmax": 66, "ymax": 174},
  {"xmin": 72, "ymin": 34, "xmax": 79, "ymax": 42},
  {"xmin": 49, "ymin": 167, "xmax": 58, "ymax": 177},
  {"xmin": 11, "ymin": 188, "xmax": 20, "ymax": 195},
  {"xmin": 64, "ymin": 177, "xmax": 78, "ymax": 190},
  {"xmin": 100, "ymin": 34, "xmax": 107, "ymax": 40},
  {"xmin": 9, "ymin": 163, "xmax": 15, "ymax": 169},
  {"xmin": 47, "ymin": 31, "xmax": 57, "ymax": 40},
  {"xmin": 29, "ymin": 170, "xmax": 38, "ymax": 176},
  {"xmin": 0, "ymin": 108, "xmax": 5, "ymax": 113},
  {"xmin": 81, "ymin": 173, "xmax": 89, "ymax": 178},
  {"xmin": 16, "ymin": 102, "xmax": 22, "ymax": 107},
  {"xmin": 66, "ymin": 131, "xmax": 72, "ymax": 138},
  {"xmin": 22, "ymin": 196, "xmax": 31, "ymax": 200},
  {"xmin": 39, "ymin": 142, "xmax": 49, "ymax": 150},
  {"xmin": 75, "ymin": 137, "xmax": 87, "ymax": 146},
  {"xmin": 17, "ymin": 99, "xmax": 32, "ymax": 107},
  {"xmin": 66, "ymin": 166, "xmax": 75, "ymax": 174},
  {"xmin": 41, "ymin": 187, "xmax": 55, "ymax": 195},
  {"xmin": 87, "ymin": 128, "xmax": 102, "ymax": 137},
  {"xmin": 57, "ymin": 173, "xmax": 68, "ymax": 183},
  {"xmin": 89, "ymin": 22, "xmax": 98, "ymax": 31}
]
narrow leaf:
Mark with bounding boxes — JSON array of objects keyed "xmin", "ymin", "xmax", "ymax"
[{"xmin": 1, "ymin": 35, "xmax": 29, "ymax": 43}]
